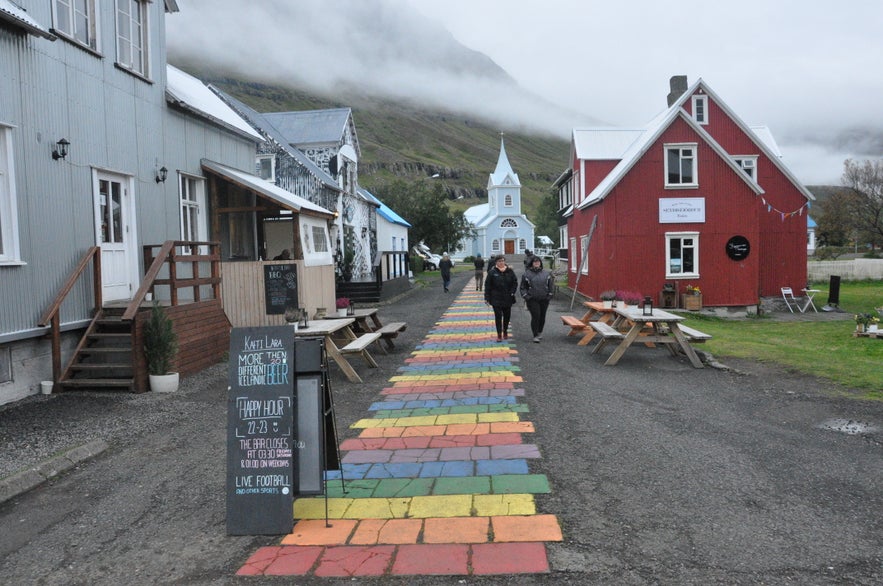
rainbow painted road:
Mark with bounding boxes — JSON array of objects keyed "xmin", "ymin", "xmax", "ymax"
[{"xmin": 237, "ymin": 287, "xmax": 562, "ymax": 577}]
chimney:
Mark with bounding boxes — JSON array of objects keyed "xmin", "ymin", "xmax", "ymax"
[{"xmin": 667, "ymin": 75, "xmax": 688, "ymax": 107}]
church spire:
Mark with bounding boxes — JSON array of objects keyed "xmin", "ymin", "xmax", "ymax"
[{"xmin": 490, "ymin": 133, "xmax": 519, "ymax": 186}]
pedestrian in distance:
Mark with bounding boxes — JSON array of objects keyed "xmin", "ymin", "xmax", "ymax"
[
  {"xmin": 520, "ymin": 256, "xmax": 554, "ymax": 343},
  {"xmin": 484, "ymin": 255, "xmax": 518, "ymax": 342},
  {"xmin": 473, "ymin": 254, "xmax": 484, "ymax": 290},
  {"xmin": 486, "ymin": 254, "xmax": 498, "ymax": 273},
  {"xmin": 439, "ymin": 253, "xmax": 453, "ymax": 292},
  {"xmin": 523, "ymin": 249, "xmax": 535, "ymax": 270}
]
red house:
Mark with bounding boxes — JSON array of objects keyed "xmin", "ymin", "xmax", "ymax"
[{"xmin": 557, "ymin": 76, "xmax": 814, "ymax": 310}]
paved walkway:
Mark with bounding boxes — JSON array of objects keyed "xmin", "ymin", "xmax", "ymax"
[{"xmin": 236, "ymin": 287, "xmax": 562, "ymax": 577}]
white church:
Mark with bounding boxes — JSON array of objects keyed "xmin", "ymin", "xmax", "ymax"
[{"xmin": 458, "ymin": 137, "xmax": 535, "ymax": 258}]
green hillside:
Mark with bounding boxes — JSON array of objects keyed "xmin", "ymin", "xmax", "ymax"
[{"xmin": 200, "ymin": 76, "xmax": 570, "ymax": 223}]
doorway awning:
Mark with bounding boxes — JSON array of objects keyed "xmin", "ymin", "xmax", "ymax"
[{"xmin": 202, "ymin": 160, "xmax": 334, "ymax": 219}]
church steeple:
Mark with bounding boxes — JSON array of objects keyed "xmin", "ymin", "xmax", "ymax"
[{"xmin": 489, "ymin": 134, "xmax": 520, "ymax": 187}]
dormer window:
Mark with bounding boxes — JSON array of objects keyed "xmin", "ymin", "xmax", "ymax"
[{"xmin": 691, "ymin": 95, "xmax": 708, "ymax": 125}]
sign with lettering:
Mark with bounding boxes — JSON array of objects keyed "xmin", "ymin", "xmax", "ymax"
[
  {"xmin": 726, "ymin": 235, "xmax": 750, "ymax": 260},
  {"xmin": 263, "ymin": 264, "xmax": 298, "ymax": 315},
  {"xmin": 659, "ymin": 198, "xmax": 705, "ymax": 223},
  {"xmin": 226, "ymin": 326, "xmax": 295, "ymax": 535}
]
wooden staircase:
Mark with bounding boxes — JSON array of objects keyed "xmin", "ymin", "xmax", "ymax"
[{"xmin": 58, "ymin": 307, "xmax": 136, "ymax": 391}]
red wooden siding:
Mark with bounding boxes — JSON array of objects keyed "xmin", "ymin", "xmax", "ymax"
[{"xmin": 568, "ymin": 107, "xmax": 806, "ymax": 306}]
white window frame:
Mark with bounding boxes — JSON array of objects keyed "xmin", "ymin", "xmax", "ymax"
[
  {"xmin": 0, "ymin": 125, "xmax": 22, "ymax": 264},
  {"xmin": 115, "ymin": 0, "xmax": 150, "ymax": 77},
  {"xmin": 504, "ymin": 194, "xmax": 513, "ymax": 207},
  {"xmin": 179, "ymin": 173, "xmax": 207, "ymax": 253},
  {"xmin": 569, "ymin": 237, "xmax": 577, "ymax": 272},
  {"xmin": 53, "ymin": 0, "xmax": 100, "ymax": 51},
  {"xmin": 491, "ymin": 239, "xmax": 500, "ymax": 252},
  {"xmin": 665, "ymin": 231, "xmax": 700, "ymax": 278},
  {"xmin": 734, "ymin": 156, "xmax": 758, "ymax": 183},
  {"xmin": 256, "ymin": 154, "xmax": 275, "ymax": 182},
  {"xmin": 691, "ymin": 95, "xmax": 708, "ymax": 125},
  {"xmin": 579, "ymin": 235, "xmax": 589, "ymax": 274},
  {"xmin": 664, "ymin": 143, "xmax": 698, "ymax": 188}
]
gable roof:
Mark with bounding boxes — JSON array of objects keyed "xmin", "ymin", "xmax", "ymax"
[
  {"xmin": 575, "ymin": 77, "xmax": 813, "ymax": 209},
  {"xmin": 263, "ymin": 108, "xmax": 361, "ymax": 156},
  {"xmin": 165, "ymin": 66, "xmax": 262, "ymax": 141},
  {"xmin": 210, "ymin": 88, "xmax": 340, "ymax": 191},
  {"xmin": 359, "ymin": 189, "xmax": 411, "ymax": 228}
]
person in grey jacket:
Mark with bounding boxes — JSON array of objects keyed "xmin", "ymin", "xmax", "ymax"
[{"xmin": 519, "ymin": 256, "xmax": 554, "ymax": 343}]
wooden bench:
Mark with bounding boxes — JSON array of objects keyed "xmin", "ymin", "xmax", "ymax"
[
  {"xmin": 676, "ymin": 325, "xmax": 712, "ymax": 343},
  {"xmin": 376, "ymin": 321, "xmax": 407, "ymax": 350},
  {"xmin": 339, "ymin": 332, "xmax": 382, "ymax": 367},
  {"xmin": 589, "ymin": 321, "xmax": 625, "ymax": 355},
  {"xmin": 561, "ymin": 315, "xmax": 588, "ymax": 337}
]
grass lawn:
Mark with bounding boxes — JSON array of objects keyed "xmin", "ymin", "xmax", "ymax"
[{"xmin": 680, "ymin": 281, "xmax": 883, "ymax": 400}]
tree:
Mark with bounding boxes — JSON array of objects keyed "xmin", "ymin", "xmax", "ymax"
[
  {"xmin": 841, "ymin": 159, "xmax": 883, "ymax": 250},
  {"xmin": 815, "ymin": 187, "xmax": 859, "ymax": 247},
  {"xmin": 533, "ymin": 187, "xmax": 560, "ymax": 247},
  {"xmin": 376, "ymin": 178, "xmax": 474, "ymax": 252}
]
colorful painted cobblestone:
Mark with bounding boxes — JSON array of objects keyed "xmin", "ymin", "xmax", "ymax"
[{"xmin": 237, "ymin": 288, "xmax": 561, "ymax": 577}]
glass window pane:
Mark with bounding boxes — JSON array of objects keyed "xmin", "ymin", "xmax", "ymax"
[{"xmin": 111, "ymin": 182, "xmax": 123, "ymax": 243}]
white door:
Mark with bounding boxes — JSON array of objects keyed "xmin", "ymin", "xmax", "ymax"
[{"xmin": 94, "ymin": 171, "xmax": 135, "ymax": 301}]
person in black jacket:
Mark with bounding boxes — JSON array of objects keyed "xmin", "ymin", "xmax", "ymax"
[
  {"xmin": 519, "ymin": 256, "xmax": 554, "ymax": 343},
  {"xmin": 439, "ymin": 253, "xmax": 453, "ymax": 292},
  {"xmin": 484, "ymin": 256, "xmax": 518, "ymax": 342},
  {"xmin": 473, "ymin": 254, "xmax": 484, "ymax": 290}
]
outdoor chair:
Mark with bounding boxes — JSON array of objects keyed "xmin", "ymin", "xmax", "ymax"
[{"xmin": 781, "ymin": 287, "xmax": 812, "ymax": 313}]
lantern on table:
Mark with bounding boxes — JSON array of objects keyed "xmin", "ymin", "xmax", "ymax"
[
  {"xmin": 347, "ymin": 300, "xmax": 355, "ymax": 316},
  {"xmin": 299, "ymin": 308, "xmax": 309, "ymax": 329},
  {"xmin": 642, "ymin": 296, "xmax": 653, "ymax": 316}
]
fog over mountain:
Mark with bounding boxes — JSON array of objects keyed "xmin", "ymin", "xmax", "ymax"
[
  {"xmin": 167, "ymin": 0, "xmax": 883, "ymax": 185},
  {"xmin": 166, "ymin": 0, "xmax": 596, "ymax": 138}
]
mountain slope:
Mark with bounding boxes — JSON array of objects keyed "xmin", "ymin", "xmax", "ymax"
[{"xmin": 197, "ymin": 74, "xmax": 570, "ymax": 222}]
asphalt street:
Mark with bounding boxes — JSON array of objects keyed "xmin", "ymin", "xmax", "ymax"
[{"xmin": 0, "ymin": 270, "xmax": 880, "ymax": 584}]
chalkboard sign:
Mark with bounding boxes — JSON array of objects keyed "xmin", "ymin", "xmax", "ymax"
[
  {"xmin": 263, "ymin": 264, "xmax": 298, "ymax": 315},
  {"xmin": 226, "ymin": 326, "xmax": 296, "ymax": 535}
]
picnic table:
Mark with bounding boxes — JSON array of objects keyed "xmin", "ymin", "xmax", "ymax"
[
  {"xmin": 294, "ymin": 318, "xmax": 379, "ymax": 383},
  {"xmin": 562, "ymin": 301, "xmax": 619, "ymax": 345},
  {"xmin": 323, "ymin": 307, "xmax": 408, "ymax": 351},
  {"xmin": 591, "ymin": 307, "xmax": 707, "ymax": 368}
]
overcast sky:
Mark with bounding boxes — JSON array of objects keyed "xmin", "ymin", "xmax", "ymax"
[{"xmin": 167, "ymin": 0, "xmax": 883, "ymax": 186}]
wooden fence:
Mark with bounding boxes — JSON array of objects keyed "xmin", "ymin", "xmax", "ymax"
[{"xmin": 221, "ymin": 261, "xmax": 336, "ymax": 327}]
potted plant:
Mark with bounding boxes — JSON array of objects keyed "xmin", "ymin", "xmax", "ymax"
[
  {"xmin": 336, "ymin": 297, "xmax": 350, "ymax": 317},
  {"xmin": 622, "ymin": 291, "xmax": 643, "ymax": 309},
  {"xmin": 682, "ymin": 284, "xmax": 702, "ymax": 311},
  {"xmin": 143, "ymin": 301, "xmax": 179, "ymax": 392},
  {"xmin": 854, "ymin": 312, "xmax": 879, "ymax": 333},
  {"xmin": 600, "ymin": 290, "xmax": 616, "ymax": 308}
]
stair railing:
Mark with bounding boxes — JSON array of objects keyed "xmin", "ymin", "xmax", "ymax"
[
  {"xmin": 122, "ymin": 240, "xmax": 222, "ymax": 320},
  {"xmin": 37, "ymin": 247, "xmax": 102, "ymax": 386}
]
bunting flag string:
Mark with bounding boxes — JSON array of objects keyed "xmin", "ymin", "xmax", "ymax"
[{"xmin": 759, "ymin": 196, "xmax": 810, "ymax": 220}]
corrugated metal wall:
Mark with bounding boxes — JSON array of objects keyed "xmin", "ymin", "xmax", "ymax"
[{"xmin": 1, "ymin": 2, "xmax": 256, "ymax": 346}]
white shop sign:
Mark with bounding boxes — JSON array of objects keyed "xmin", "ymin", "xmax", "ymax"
[{"xmin": 659, "ymin": 198, "xmax": 705, "ymax": 223}]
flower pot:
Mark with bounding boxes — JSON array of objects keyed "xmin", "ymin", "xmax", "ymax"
[
  {"xmin": 149, "ymin": 372, "xmax": 179, "ymax": 393},
  {"xmin": 681, "ymin": 294, "xmax": 702, "ymax": 311},
  {"xmin": 602, "ymin": 300, "xmax": 613, "ymax": 309},
  {"xmin": 338, "ymin": 308, "xmax": 348, "ymax": 317},
  {"xmin": 868, "ymin": 324, "xmax": 878, "ymax": 333}
]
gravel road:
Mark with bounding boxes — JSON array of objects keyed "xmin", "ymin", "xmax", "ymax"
[{"xmin": 1, "ymin": 271, "xmax": 880, "ymax": 585}]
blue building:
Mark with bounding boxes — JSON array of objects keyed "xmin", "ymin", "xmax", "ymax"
[{"xmin": 459, "ymin": 138, "xmax": 535, "ymax": 258}]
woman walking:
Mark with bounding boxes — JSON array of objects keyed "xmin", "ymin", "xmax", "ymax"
[
  {"xmin": 484, "ymin": 256, "xmax": 518, "ymax": 341},
  {"xmin": 520, "ymin": 256, "xmax": 554, "ymax": 343},
  {"xmin": 473, "ymin": 254, "xmax": 484, "ymax": 290},
  {"xmin": 439, "ymin": 253, "xmax": 453, "ymax": 292}
]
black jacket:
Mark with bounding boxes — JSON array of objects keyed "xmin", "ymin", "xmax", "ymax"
[
  {"xmin": 484, "ymin": 266, "xmax": 518, "ymax": 307},
  {"xmin": 520, "ymin": 261, "xmax": 553, "ymax": 301}
]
